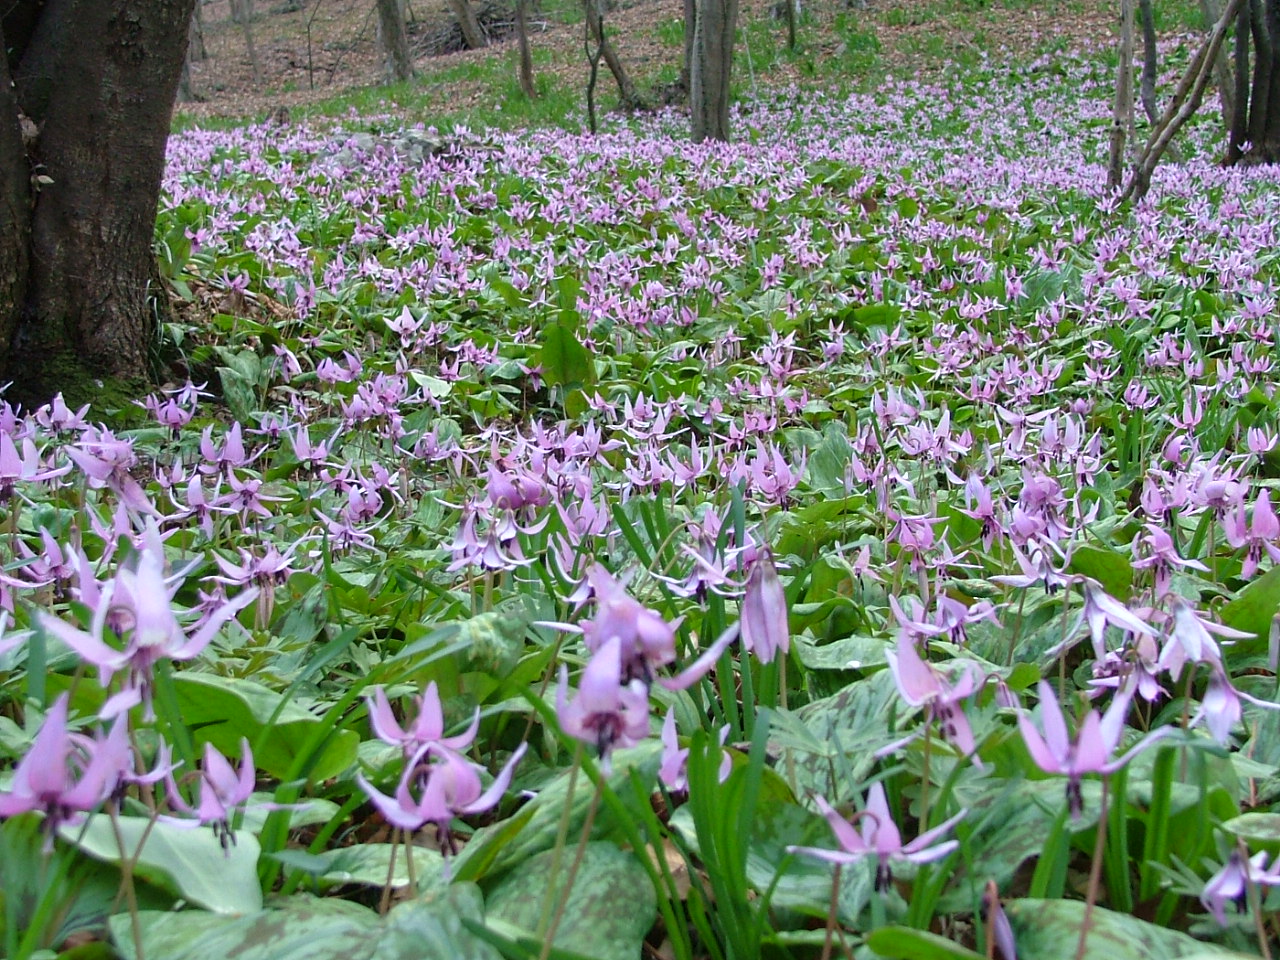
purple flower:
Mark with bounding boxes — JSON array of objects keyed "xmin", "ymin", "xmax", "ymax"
[
  {"xmin": 356, "ymin": 743, "xmax": 526, "ymax": 854},
  {"xmin": 1201, "ymin": 849, "xmax": 1280, "ymax": 925},
  {"xmin": 0, "ymin": 696, "xmax": 127, "ymax": 843},
  {"xmin": 658, "ymin": 708, "xmax": 730, "ymax": 791},
  {"xmin": 40, "ymin": 545, "xmax": 259, "ymax": 718},
  {"xmin": 164, "ymin": 739, "xmax": 258, "ymax": 848},
  {"xmin": 1018, "ymin": 681, "xmax": 1168, "ymax": 816},
  {"xmin": 739, "ymin": 550, "xmax": 790, "ymax": 664},
  {"xmin": 557, "ymin": 635, "xmax": 651, "ymax": 769},
  {"xmin": 367, "ymin": 681, "xmax": 480, "ymax": 758},
  {"xmin": 787, "ymin": 782, "xmax": 966, "ymax": 891},
  {"xmin": 885, "ymin": 631, "xmax": 981, "ymax": 758},
  {"xmin": 581, "ymin": 565, "xmax": 678, "ymax": 681}
]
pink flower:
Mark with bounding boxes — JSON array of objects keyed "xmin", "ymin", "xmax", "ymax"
[
  {"xmin": 40, "ymin": 545, "xmax": 258, "ymax": 718},
  {"xmin": 787, "ymin": 782, "xmax": 965, "ymax": 891},
  {"xmin": 366, "ymin": 681, "xmax": 480, "ymax": 758},
  {"xmin": 356, "ymin": 743, "xmax": 526, "ymax": 854},
  {"xmin": 739, "ymin": 550, "xmax": 789, "ymax": 664},
  {"xmin": 1201, "ymin": 850, "xmax": 1280, "ymax": 925},
  {"xmin": 581, "ymin": 565, "xmax": 678, "ymax": 681},
  {"xmin": 0, "ymin": 696, "xmax": 128, "ymax": 843},
  {"xmin": 1018, "ymin": 682, "xmax": 1168, "ymax": 816},
  {"xmin": 557, "ymin": 635, "xmax": 651, "ymax": 769}
]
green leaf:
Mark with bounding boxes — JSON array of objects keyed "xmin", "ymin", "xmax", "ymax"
[
  {"xmin": 1222, "ymin": 812, "xmax": 1280, "ymax": 852},
  {"xmin": 268, "ymin": 843, "xmax": 446, "ymax": 890},
  {"xmin": 771, "ymin": 669, "xmax": 901, "ymax": 804},
  {"xmin": 171, "ymin": 673, "xmax": 358, "ymax": 781},
  {"xmin": 1220, "ymin": 566, "xmax": 1280, "ymax": 652},
  {"xmin": 455, "ymin": 742, "xmax": 661, "ymax": 880},
  {"xmin": 372, "ymin": 885, "xmax": 501, "ymax": 960},
  {"xmin": 540, "ymin": 321, "xmax": 595, "ymax": 390},
  {"xmin": 1003, "ymin": 899, "xmax": 1251, "ymax": 960},
  {"xmin": 485, "ymin": 843, "xmax": 655, "ymax": 960},
  {"xmin": 110, "ymin": 898, "xmax": 379, "ymax": 960},
  {"xmin": 867, "ymin": 926, "xmax": 986, "ymax": 960},
  {"xmin": 61, "ymin": 815, "xmax": 261, "ymax": 915},
  {"xmin": 1068, "ymin": 545, "xmax": 1134, "ymax": 599}
]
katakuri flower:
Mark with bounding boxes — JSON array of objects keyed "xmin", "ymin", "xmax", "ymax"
[{"xmin": 787, "ymin": 782, "xmax": 966, "ymax": 891}]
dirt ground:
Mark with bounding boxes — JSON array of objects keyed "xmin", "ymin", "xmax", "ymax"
[{"xmin": 183, "ymin": 0, "xmax": 1120, "ymax": 122}]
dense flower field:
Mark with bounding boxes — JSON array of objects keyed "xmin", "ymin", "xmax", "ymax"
[{"xmin": 4, "ymin": 42, "xmax": 1280, "ymax": 960}]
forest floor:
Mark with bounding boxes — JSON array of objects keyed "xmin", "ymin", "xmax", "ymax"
[{"xmin": 183, "ymin": 0, "xmax": 1132, "ymax": 124}]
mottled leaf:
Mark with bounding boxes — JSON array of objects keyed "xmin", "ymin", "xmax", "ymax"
[
  {"xmin": 110, "ymin": 897, "xmax": 379, "ymax": 960},
  {"xmin": 1004, "ymin": 899, "xmax": 1250, "ymax": 960},
  {"xmin": 486, "ymin": 843, "xmax": 655, "ymax": 960}
]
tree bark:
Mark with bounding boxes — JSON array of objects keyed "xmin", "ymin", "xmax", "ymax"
[
  {"xmin": 1108, "ymin": 0, "xmax": 1135, "ymax": 191},
  {"xmin": 690, "ymin": 0, "xmax": 738, "ymax": 141},
  {"xmin": 1138, "ymin": 0, "xmax": 1158, "ymax": 122},
  {"xmin": 516, "ymin": 0, "xmax": 536, "ymax": 97},
  {"xmin": 447, "ymin": 0, "xmax": 487, "ymax": 49},
  {"xmin": 190, "ymin": 1, "xmax": 207, "ymax": 60},
  {"xmin": 229, "ymin": 0, "xmax": 263, "ymax": 86},
  {"xmin": 1202, "ymin": 0, "xmax": 1237, "ymax": 130},
  {"xmin": 1227, "ymin": 0, "xmax": 1251, "ymax": 161},
  {"xmin": 1, "ymin": 0, "xmax": 195, "ymax": 407},
  {"xmin": 375, "ymin": 0, "xmax": 415, "ymax": 82},
  {"xmin": 584, "ymin": 0, "xmax": 642, "ymax": 109}
]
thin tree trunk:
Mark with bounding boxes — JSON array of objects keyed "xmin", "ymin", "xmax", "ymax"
[
  {"xmin": 584, "ymin": 0, "xmax": 641, "ymax": 108},
  {"xmin": 1228, "ymin": 0, "xmax": 1251, "ymax": 161},
  {"xmin": 680, "ymin": 0, "xmax": 695, "ymax": 97},
  {"xmin": 584, "ymin": 2, "xmax": 602, "ymax": 133},
  {"xmin": 375, "ymin": 0, "xmax": 414, "ymax": 82},
  {"xmin": 447, "ymin": 0, "xmax": 487, "ymax": 49},
  {"xmin": 1124, "ymin": 0, "xmax": 1245, "ymax": 199},
  {"xmin": 1203, "ymin": 0, "xmax": 1237, "ymax": 127},
  {"xmin": 191, "ymin": 2, "xmax": 207, "ymax": 60},
  {"xmin": 1247, "ymin": 0, "xmax": 1272, "ymax": 149},
  {"xmin": 1259, "ymin": 0, "xmax": 1280, "ymax": 157},
  {"xmin": 0, "ymin": 25, "xmax": 30, "ymax": 371},
  {"xmin": 785, "ymin": 0, "xmax": 796, "ymax": 49},
  {"xmin": 230, "ymin": 0, "xmax": 263, "ymax": 86},
  {"xmin": 1138, "ymin": 0, "xmax": 1158, "ymax": 121},
  {"xmin": 1108, "ymin": 0, "xmax": 1135, "ymax": 191},
  {"xmin": 690, "ymin": 0, "xmax": 739, "ymax": 141},
  {"xmin": 516, "ymin": 0, "xmax": 536, "ymax": 97}
]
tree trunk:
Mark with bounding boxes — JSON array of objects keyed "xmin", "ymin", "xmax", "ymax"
[
  {"xmin": 1227, "ymin": 0, "xmax": 1251, "ymax": 161},
  {"xmin": 1, "ymin": 0, "xmax": 195, "ymax": 408},
  {"xmin": 447, "ymin": 0, "xmax": 487, "ymax": 49},
  {"xmin": 516, "ymin": 0, "xmax": 536, "ymax": 98},
  {"xmin": 1138, "ymin": 0, "xmax": 1158, "ymax": 121},
  {"xmin": 690, "ymin": 0, "xmax": 738, "ymax": 141},
  {"xmin": 1108, "ymin": 0, "xmax": 1135, "ymax": 191},
  {"xmin": 190, "ymin": 2, "xmax": 207, "ymax": 60},
  {"xmin": 375, "ymin": 0, "xmax": 414, "ymax": 82},
  {"xmin": 584, "ymin": 0, "xmax": 641, "ymax": 108},
  {"xmin": 1202, "ymin": 0, "xmax": 1237, "ymax": 129},
  {"xmin": 680, "ymin": 0, "xmax": 695, "ymax": 98},
  {"xmin": 229, "ymin": 0, "xmax": 263, "ymax": 86}
]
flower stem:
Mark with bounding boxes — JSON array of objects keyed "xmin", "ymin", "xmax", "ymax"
[
  {"xmin": 821, "ymin": 863, "xmax": 840, "ymax": 960},
  {"xmin": 1075, "ymin": 776, "xmax": 1109, "ymax": 960},
  {"xmin": 540, "ymin": 783, "xmax": 601, "ymax": 960},
  {"xmin": 110, "ymin": 807, "xmax": 145, "ymax": 960},
  {"xmin": 537, "ymin": 743, "xmax": 583, "ymax": 941},
  {"xmin": 379, "ymin": 829, "xmax": 400, "ymax": 916}
]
